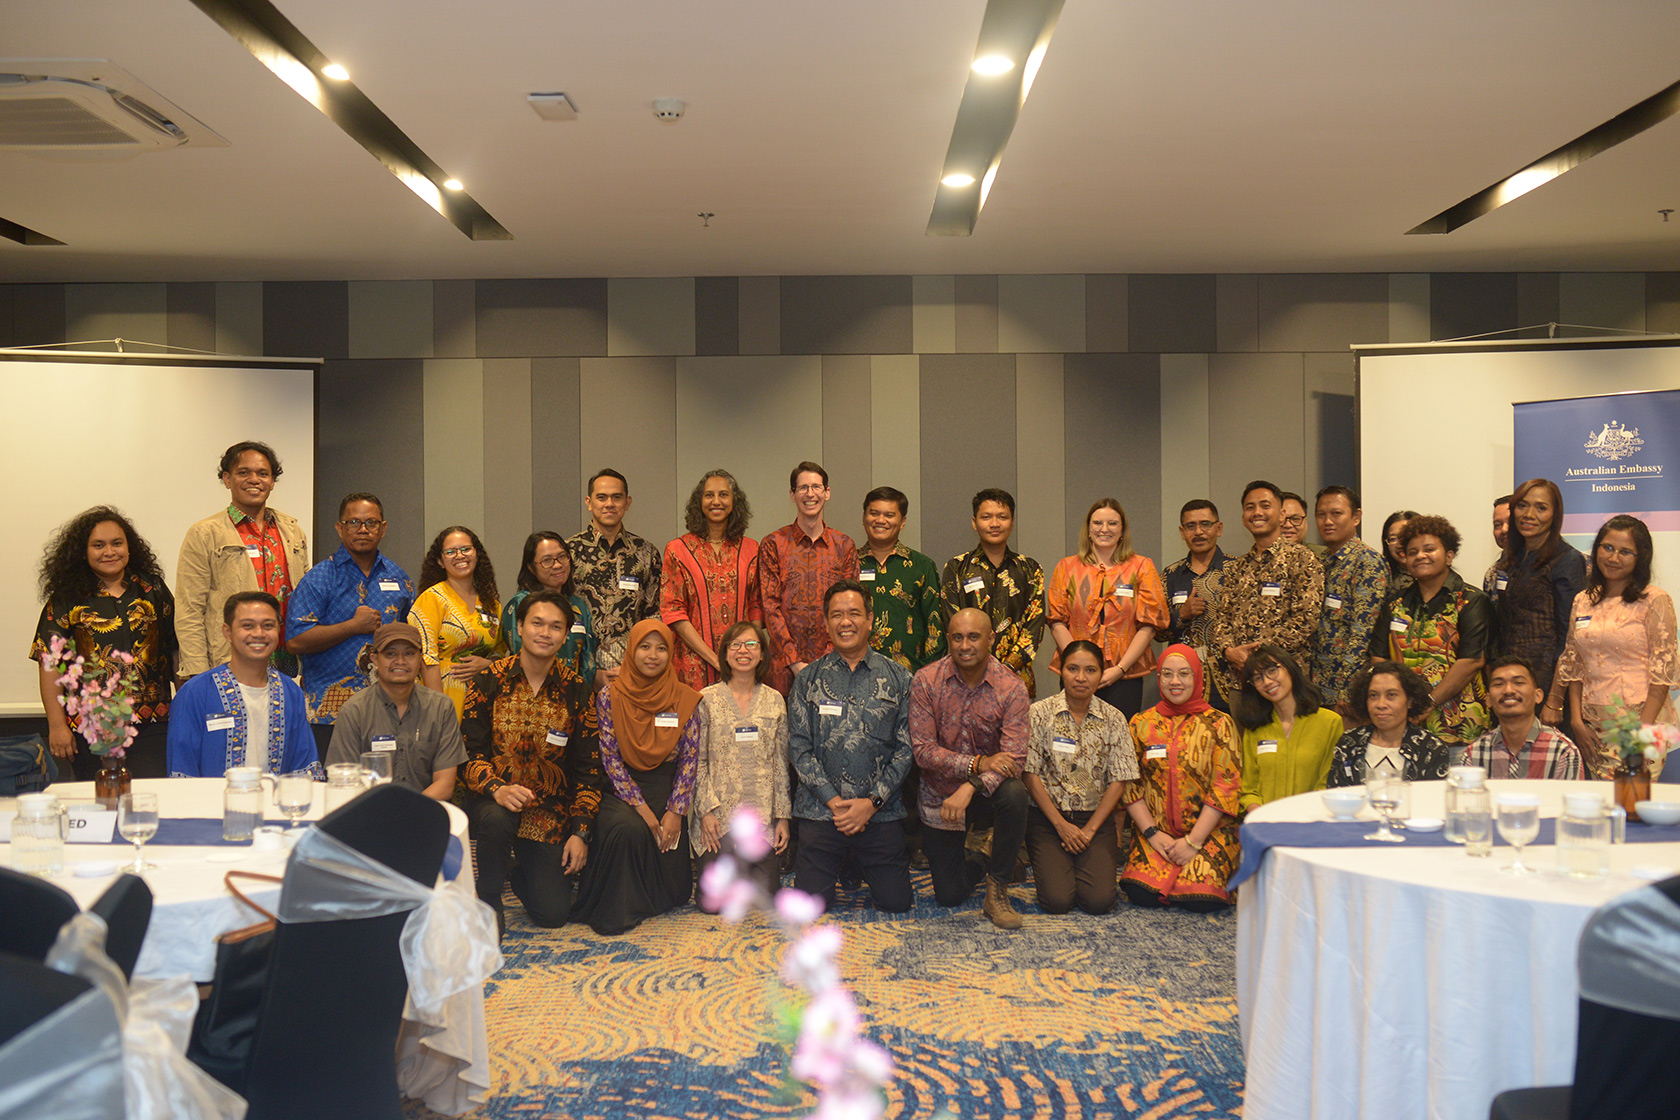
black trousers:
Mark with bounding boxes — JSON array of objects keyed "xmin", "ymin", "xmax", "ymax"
[
  {"xmin": 1094, "ymin": 677, "xmax": 1145, "ymax": 718},
  {"xmin": 310, "ymin": 723, "xmax": 335, "ymax": 768},
  {"xmin": 920, "ymin": 776, "xmax": 1028, "ymax": 907},
  {"xmin": 794, "ymin": 817, "xmax": 912, "ymax": 912},
  {"xmin": 463, "ymin": 791, "xmax": 576, "ymax": 927}
]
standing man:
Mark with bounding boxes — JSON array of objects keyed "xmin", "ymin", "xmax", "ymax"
[
  {"xmin": 1484, "ymin": 493, "xmax": 1514, "ymax": 597},
  {"xmin": 1278, "ymin": 492, "xmax": 1324, "ymax": 558},
  {"xmin": 1312, "ymin": 486, "xmax": 1388, "ymax": 713},
  {"xmin": 1161, "ymin": 500, "xmax": 1229, "ymax": 709},
  {"xmin": 176, "ymin": 441, "xmax": 310, "ymax": 681},
  {"xmin": 909, "ymin": 609, "xmax": 1031, "ymax": 929},
  {"xmin": 859, "ymin": 487, "xmax": 944, "ymax": 673},
  {"xmin": 940, "ymin": 488, "xmax": 1046, "ymax": 699},
  {"xmin": 166, "ymin": 592, "xmax": 318, "ymax": 777},
  {"xmin": 758, "ymin": 462, "xmax": 860, "ymax": 694},
  {"xmin": 567, "ymin": 469, "xmax": 662, "ymax": 690},
  {"xmin": 285, "ymin": 492, "xmax": 415, "ymax": 763},
  {"xmin": 1206, "ymin": 480, "xmax": 1325, "ymax": 704},
  {"xmin": 459, "ymin": 591, "xmax": 603, "ymax": 933},
  {"xmin": 326, "ymin": 622, "xmax": 463, "ymax": 800},
  {"xmin": 788, "ymin": 580, "xmax": 914, "ymax": 912},
  {"xmin": 1463, "ymin": 655, "xmax": 1584, "ymax": 779}
]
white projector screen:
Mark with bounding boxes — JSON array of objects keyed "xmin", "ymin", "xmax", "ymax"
[
  {"xmin": 1359, "ymin": 338, "xmax": 1680, "ymax": 599},
  {"xmin": 0, "ymin": 353, "xmax": 316, "ymax": 715}
]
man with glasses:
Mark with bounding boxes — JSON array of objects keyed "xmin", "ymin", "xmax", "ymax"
[
  {"xmin": 1278, "ymin": 492, "xmax": 1324, "ymax": 558},
  {"xmin": 285, "ymin": 493, "xmax": 415, "ymax": 763},
  {"xmin": 1161, "ymin": 500, "xmax": 1230, "ymax": 710},
  {"xmin": 325, "ymin": 622, "xmax": 462, "ymax": 799},
  {"xmin": 568, "ymin": 469, "xmax": 662, "ymax": 690},
  {"xmin": 759, "ymin": 461, "xmax": 860, "ymax": 694}
]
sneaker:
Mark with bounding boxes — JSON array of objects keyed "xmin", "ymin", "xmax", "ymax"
[{"xmin": 982, "ymin": 876, "xmax": 1023, "ymax": 930}]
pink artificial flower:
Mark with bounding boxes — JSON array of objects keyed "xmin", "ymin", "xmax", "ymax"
[
  {"xmin": 791, "ymin": 986, "xmax": 860, "ymax": 1087},
  {"xmin": 774, "ymin": 887, "xmax": 825, "ymax": 928},
  {"xmin": 782, "ymin": 924, "xmax": 843, "ymax": 994},
  {"xmin": 716, "ymin": 879, "xmax": 758, "ymax": 923},
  {"xmin": 811, "ymin": 1086, "xmax": 886, "ymax": 1120},
  {"xmin": 728, "ymin": 805, "xmax": 772, "ymax": 862},
  {"xmin": 698, "ymin": 854, "xmax": 740, "ymax": 910}
]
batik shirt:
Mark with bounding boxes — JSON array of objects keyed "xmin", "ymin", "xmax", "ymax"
[
  {"xmin": 939, "ymin": 547, "xmax": 1047, "ymax": 698},
  {"xmin": 1368, "ymin": 570, "xmax": 1494, "ymax": 744},
  {"xmin": 1325, "ymin": 725, "xmax": 1451, "ymax": 788},
  {"xmin": 861, "ymin": 543, "xmax": 945, "ymax": 672},
  {"xmin": 1162, "ymin": 549, "xmax": 1228, "ymax": 653},
  {"xmin": 1312, "ymin": 539, "xmax": 1389, "ymax": 708},
  {"xmin": 597, "ymin": 690, "xmax": 703, "ymax": 815},
  {"xmin": 1025, "ymin": 692, "xmax": 1139, "ymax": 813},
  {"xmin": 1491, "ymin": 544, "xmax": 1588, "ymax": 694},
  {"xmin": 1046, "ymin": 553, "xmax": 1171, "ymax": 677},
  {"xmin": 1464, "ymin": 718, "xmax": 1584, "ymax": 780},
  {"xmin": 230, "ymin": 505, "xmax": 298, "ymax": 674},
  {"xmin": 758, "ymin": 523, "xmax": 860, "ymax": 693},
  {"xmin": 787, "ymin": 649, "xmax": 913, "ymax": 821},
  {"xmin": 908, "ymin": 656, "xmax": 1030, "ymax": 830},
  {"xmin": 286, "ymin": 547, "xmax": 415, "ymax": 723},
  {"xmin": 1205, "ymin": 538, "xmax": 1324, "ymax": 703},
  {"xmin": 660, "ymin": 534, "xmax": 761, "ymax": 691},
  {"xmin": 31, "ymin": 573, "xmax": 177, "ymax": 725},
  {"xmin": 566, "ymin": 525, "xmax": 662, "ymax": 662}
]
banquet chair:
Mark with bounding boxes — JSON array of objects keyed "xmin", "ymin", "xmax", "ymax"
[
  {"xmin": 0, "ymin": 951, "xmax": 127, "ymax": 1117},
  {"xmin": 0, "ymin": 866, "xmax": 80, "ymax": 960},
  {"xmin": 89, "ymin": 873, "xmax": 153, "ymax": 981},
  {"xmin": 189, "ymin": 783, "xmax": 449, "ymax": 1120},
  {"xmin": 1488, "ymin": 873, "xmax": 1680, "ymax": 1120}
]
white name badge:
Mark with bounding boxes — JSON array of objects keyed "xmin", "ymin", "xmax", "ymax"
[
  {"xmin": 378, "ymin": 580, "xmax": 401, "ymax": 592},
  {"xmin": 1257, "ymin": 740, "xmax": 1279, "ymax": 755},
  {"xmin": 1260, "ymin": 582, "xmax": 1282, "ymax": 597},
  {"xmin": 1389, "ymin": 618, "xmax": 1408, "ymax": 633},
  {"xmin": 818, "ymin": 702, "xmax": 843, "ymax": 717},
  {"xmin": 734, "ymin": 726, "xmax": 761, "ymax": 743},
  {"xmin": 245, "ymin": 545, "xmax": 261, "ymax": 558},
  {"xmin": 1325, "ymin": 596, "xmax": 1343, "ymax": 610},
  {"xmin": 546, "ymin": 730, "xmax": 569, "ymax": 746},
  {"xmin": 860, "ymin": 569, "xmax": 877, "ymax": 582},
  {"xmin": 1115, "ymin": 584, "xmax": 1134, "ymax": 599},
  {"xmin": 1495, "ymin": 575, "xmax": 1509, "ymax": 591},
  {"xmin": 653, "ymin": 711, "xmax": 679, "ymax": 728},
  {"xmin": 1575, "ymin": 616, "xmax": 1591, "ymax": 630},
  {"xmin": 1172, "ymin": 591, "xmax": 1189, "ymax": 605},
  {"xmin": 962, "ymin": 577, "xmax": 984, "ymax": 594},
  {"xmin": 571, "ymin": 623, "xmax": 587, "ymax": 634},
  {"xmin": 206, "ymin": 714, "xmax": 236, "ymax": 732},
  {"xmin": 371, "ymin": 737, "xmax": 396, "ymax": 752},
  {"xmin": 1051, "ymin": 736, "xmax": 1078, "ymax": 756},
  {"xmin": 618, "ymin": 577, "xmax": 640, "ymax": 591},
  {"xmin": 66, "ymin": 806, "xmax": 117, "ymax": 844},
  {"xmin": 1145, "ymin": 746, "xmax": 1168, "ymax": 761}
]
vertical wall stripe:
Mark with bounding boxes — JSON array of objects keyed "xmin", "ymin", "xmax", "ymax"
[
  {"xmin": 1649, "ymin": 273, "xmax": 1680, "ymax": 334},
  {"xmin": 738, "ymin": 277, "xmax": 780, "ymax": 355},
  {"xmin": 530, "ymin": 357, "xmax": 583, "ymax": 538},
  {"xmin": 1085, "ymin": 274, "xmax": 1129, "ymax": 353},
  {"xmin": 1159, "ymin": 354, "xmax": 1210, "ymax": 553},
  {"xmin": 422, "ymin": 359, "xmax": 485, "ymax": 536},
  {"xmin": 1208, "ymin": 353, "xmax": 1306, "ymax": 513},
  {"xmin": 954, "ymin": 275, "xmax": 999, "ymax": 353},
  {"xmin": 1516, "ymin": 273, "xmax": 1560, "ymax": 329},
  {"xmin": 694, "ymin": 277, "xmax": 739, "ymax": 356},
  {"xmin": 166, "ymin": 283, "xmax": 216, "ymax": 353},
  {"xmin": 918, "ymin": 354, "xmax": 1016, "ymax": 567},
  {"xmin": 821, "ymin": 355, "xmax": 873, "ymax": 537},
  {"xmin": 608, "ymin": 277, "xmax": 696, "ymax": 356},
  {"xmin": 65, "ymin": 283, "xmax": 168, "ymax": 347},
  {"xmin": 1064, "ymin": 354, "xmax": 1163, "ymax": 563},
  {"xmin": 912, "ymin": 275, "xmax": 956, "ymax": 354},
  {"xmin": 870, "ymin": 355, "xmax": 923, "ymax": 550},
  {"xmin": 1560, "ymin": 273, "xmax": 1646, "ymax": 333},
  {"xmin": 349, "ymin": 281, "xmax": 433, "ymax": 359},
  {"xmin": 1016, "ymin": 352, "xmax": 1065, "ymax": 698},
  {"xmin": 1215, "ymin": 275, "xmax": 1258, "ymax": 352},
  {"xmin": 1386, "ymin": 274, "xmax": 1429, "ymax": 343},
  {"xmin": 433, "ymin": 280, "xmax": 476, "ymax": 358},
  {"xmin": 214, "ymin": 282, "xmax": 263, "ymax": 356},
  {"xmin": 998, "ymin": 274, "xmax": 1085, "ymax": 354},
  {"xmin": 482, "ymin": 358, "xmax": 534, "ymax": 586},
  {"xmin": 1302, "ymin": 352, "xmax": 1358, "ymax": 503},
  {"xmin": 317, "ymin": 359, "xmax": 427, "ymax": 574},
  {"xmin": 579, "ymin": 358, "xmax": 679, "ymax": 544}
]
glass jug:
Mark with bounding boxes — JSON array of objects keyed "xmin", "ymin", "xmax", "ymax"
[
  {"xmin": 324, "ymin": 762, "xmax": 374, "ymax": 815},
  {"xmin": 13, "ymin": 792, "xmax": 67, "ymax": 875},
  {"xmin": 223, "ymin": 766, "xmax": 271, "ymax": 841}
]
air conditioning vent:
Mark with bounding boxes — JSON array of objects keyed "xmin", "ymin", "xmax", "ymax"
[{"xmin": 0, "ymin": 59, "xmax": 226, "ymax": 152}]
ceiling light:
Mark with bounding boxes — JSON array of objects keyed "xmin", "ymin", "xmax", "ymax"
[
  {"xmin": 971, "ymin": 55, "xmax": 1014, "ymax": 76},
  {"xmin": 442, "ymin": 178, "xmax": 463, "ymax": 191},
  {"xmin": 941, "ymin": 172, "xmax": 975, "ymax": 188},
  {"xmin": 321, "ymin": 63, "xmax": 349, "ymax": 81}
]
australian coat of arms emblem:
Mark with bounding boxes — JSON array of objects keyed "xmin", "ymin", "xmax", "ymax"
[{"xmin": 1584, "ymin": 421, "xmax": 1644, "ymax": 461}]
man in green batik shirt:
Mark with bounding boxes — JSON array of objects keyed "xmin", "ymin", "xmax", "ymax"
[
  {"xmin": 939, "ymin": 488, "xmax": 1047, "ymax": 699},
  {"xmin": 859, "ymin": 487, "xmax": 945, "ymax": 672}
]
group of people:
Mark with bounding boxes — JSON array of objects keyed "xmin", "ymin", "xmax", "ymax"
[{"xmin": 31, "ymin": 442, "xmax": 1676, "ymax": 934}]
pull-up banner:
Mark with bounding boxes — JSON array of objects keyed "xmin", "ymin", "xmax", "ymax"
[{"xmin": 1514, "ymin": 388, "xmax": 1680, "ymax": 536}]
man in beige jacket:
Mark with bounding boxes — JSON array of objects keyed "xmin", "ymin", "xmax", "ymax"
[{"xmin": 175, "ymin": 441, "xmax": 310, "ymax": 682}]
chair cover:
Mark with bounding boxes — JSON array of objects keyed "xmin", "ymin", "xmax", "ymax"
[{"xmin": 0, "ymin": 955, "xmax": 124, "ymax": 1120}]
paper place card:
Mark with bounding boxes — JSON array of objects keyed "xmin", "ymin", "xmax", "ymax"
[{"xmin": 66, "ymin": 806, "xmax": 117, "ymax": 844}]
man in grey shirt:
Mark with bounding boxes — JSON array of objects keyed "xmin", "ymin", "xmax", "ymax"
[{"xmin": 327, "ymin": 622, "xmax": 465, "ymax": 799}]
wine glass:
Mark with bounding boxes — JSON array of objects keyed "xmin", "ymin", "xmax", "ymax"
[
  {"xmin": 117, "ymin": 792, "xmax": 158, "ymax": 873},
  {"xmin": 1364, "ymin": 775, "xmax": 1405, "ymax": 843},
  {"xmin": 1496, "ymin": 793, "xmax": 1541, "ymax": 874},
  {"xmin": 274, "ymin": 771, "xmax": 314, "ymax": 829}
]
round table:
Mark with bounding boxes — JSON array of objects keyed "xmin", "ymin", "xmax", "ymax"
[{"xmin": 1236, "ymin": 779, "xmax": 1680, "ymax": 1120}]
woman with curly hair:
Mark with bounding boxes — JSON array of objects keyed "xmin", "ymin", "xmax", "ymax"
[
  {"xmin": 409, "ymin": 526, "xmax": 503, "ymax": 719},
  {"xmin": 500, "ymin": 532, "xmax": 595, "ymax": 680},
  {"xmin": 659, "ymin": 470, "xmax": 760, "ymax": 690},
  {"xmin": 31, "ymin": 507, "xmax": 178, "ymax": 778},
  {"xmin": 1326, "ymin": 660, "xmax": 1451, "ymax": 787}
]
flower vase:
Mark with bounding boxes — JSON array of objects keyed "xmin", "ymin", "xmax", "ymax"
[
  {"xmin": 1614, "ymin": 768, "xmax": 1651, "ymax": 822},
  {"xmin": 94, "ymin": 756, "xmax": 131, "ymax": 811}
]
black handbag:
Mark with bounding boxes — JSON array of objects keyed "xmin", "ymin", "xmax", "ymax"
[
  {"xmin": 0, "ymin": 733, "xmax": 57, "ymax": 795},
  {"xmin": 187, "ymin": 870, "xmax": 282, "ymax": 1087}
]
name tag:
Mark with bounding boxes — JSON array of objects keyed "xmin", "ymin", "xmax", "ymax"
[
  {"xmin": 818, "ymin": 702, "xmax": 843, "ymax": 717},
  {"xmin": 1389, "ymin": 618, "xmax": 1408, "ymax": 633},
  {"xmin": 371, "ymin": 736, "xmax": 396, "ymax": 752},
  {"xmin": 1260, "ymin": 582, "xmax": 1281, "ymax": 597},
  {"xmin": 734, "ymin": 725, "xmax": 760, "ymax": 743},
  {"xmin": 1257, "ymin": 740, "xmax": 1279, "ymax": 755},
  {"xmin": 546, "ymin": 730, "xmax": 569, "ymax": 747},
  {"xmin": 618, "ymin": 577, "xmax": 640, "ymax": 591},
  {"xmin": 1051, "ymin": 736, "xmax": 1078, "ymax": 756},
  {"xmin": 1495, "ymin": 575, "xmax": 1509, "ymax": 591},
  {"xmin": 571, "ymin": 622, "xmax": 587, "ymax": 634},
  {"xmin": 1115, "ymin": 584, "xmax": 1134, "ymax": 599},
  {"xmin": 1326, "ymin": 596, "xmax": 1343, "ymax": 610},
  {"xmin": 378, "ymin": 580, "xmax": 400, "ymax": 592},
  {"xmin": 206, "ymin": 714, "xmax": 235, "ymax": 732},
  {"xmin": 1171, "ymin": 591, "xmax": 1189, "ymax": 605},
  {"xmin": 962, "ymin": 576, "xmax": 985, "ymax": 594},
  {"xmin": 1575, "ymin": 616, "xmax": 1591, "ymax": 630},
  {"xmin": 860, "ymin": 569, "xmax": 877, "ymax": 582},
  {"xmin": 1145, "ymin": 746, "xmax": 1167, "ymax": 761},
  {"xmin": 654, "ymin": 711, "xmax": 679, "ymax": 728},
  {"xmin": 66, "ymin": 806, "xmax": 117, "ymax": 844},
  {"xmin": 245, "ymin": 545, "xmax": 261, "ymax": 558}
]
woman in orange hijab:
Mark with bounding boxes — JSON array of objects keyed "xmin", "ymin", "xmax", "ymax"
[{"xmin": 573, "ymin": 619, "xmax": 704, "ymax": 935}]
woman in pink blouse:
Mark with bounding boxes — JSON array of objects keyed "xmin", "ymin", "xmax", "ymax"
[
  {"xmin": 661, "ymin": 470, "xmax": 760, "ymax": 692},
  {"xmin": 1550, "ymin": 516, "xmax": 1677, "ymax": 778}
]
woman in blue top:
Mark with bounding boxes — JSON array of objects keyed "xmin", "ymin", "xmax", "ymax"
[{"xmin": 502, "ymin": 532, "xmax": 596, "ymax": 683}]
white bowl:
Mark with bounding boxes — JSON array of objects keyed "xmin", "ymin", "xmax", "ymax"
[
  {"xmin": 1404, "ymin": 817, "xmax": 1444, "ymax": 833},
  {"xmin": 1322, "ymin": 788, "xmax": 1368, "ymax": 820},
  {"xmin": 1635, "ymin": 800, "xmax": 1680, "ymax": 827}
]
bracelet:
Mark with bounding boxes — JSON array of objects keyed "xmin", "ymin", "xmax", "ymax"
[
  {"xmin": 968, "ymin": 755, "xmax": 980, "ymax": 777},
  {"xmin": 1186, "ymin": 837, "xmax": 1204, "ymax": 852}
]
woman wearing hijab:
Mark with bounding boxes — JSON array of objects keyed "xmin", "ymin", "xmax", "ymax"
[
  {"xmin": 1121, "ymin": 644, "xmax": 1242, "ymax": 911},
  {"xmin": 573, "ymin": 619, "xmax": 704, "ymax": 935}
]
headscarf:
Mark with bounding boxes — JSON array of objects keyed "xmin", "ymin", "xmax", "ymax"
[
  {"xmin": 1153, "ymin": 643, "xmax": 1212, "ymax": 718},
  {"xmin": 608, "ymin": 619, "xmax": 702, "ymax": 771}
]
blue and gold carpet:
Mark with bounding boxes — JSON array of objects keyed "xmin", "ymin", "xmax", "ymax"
[{"xmin": 409, "ymin": 870, "xmax": 1243, "ymax": 1118}]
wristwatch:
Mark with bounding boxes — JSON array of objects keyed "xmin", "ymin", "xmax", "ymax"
[
  {"xmin": 1142, "ymin": 825, "xmax": 1161, "ymax": 840},
  {"xmin": 573, "ymin": 824, "xmax": 594, "ymax": 844},
  {"xmin": 869, "ymin": 794, "xmax": 884, "ymax": 810}
]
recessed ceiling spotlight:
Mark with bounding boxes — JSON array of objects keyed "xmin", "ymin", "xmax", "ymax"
[
  {"xmin": 971, "ymin": 55, "xmax": 1014, "ymax": 76},
  {"xmin": 442, "ymin": 178, "xmax": 463, "ymax": 191},
  {"xmin": 321, "ymin": 63, "xmax": 349, "ymax": 81},
  {"xmin": 941, "ymin": 172, "xmax": 976, "ymax": 187}
]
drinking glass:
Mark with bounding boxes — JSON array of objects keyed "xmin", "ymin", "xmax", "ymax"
[
  {"xmin": 274, "ymin": 771, "xmax": 315, "ymax": 829},
  {"xmin": 1364, "ymin": 775, "xmax": 1406, "ymax": 843},
  {"xmin": 1496, "ymin": 793, "xmax": 1541, "ymax": 875},
  {"xmin": 361, "ymin": 751, "xmax": 393, "ymax": 785},
  {"xmin": 117, "ymin": 792, "xmax": 159, "ymax": 873}
]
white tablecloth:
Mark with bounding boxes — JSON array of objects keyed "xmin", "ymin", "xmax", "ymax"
[{"xmin": 1237, "ymin": 779, "xmax": 1680, "ymax": 1120}]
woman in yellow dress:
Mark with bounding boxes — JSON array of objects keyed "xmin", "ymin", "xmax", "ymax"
[{"xmin": 409, "ymin": 525, "xmax": 503, "ymax": 720}]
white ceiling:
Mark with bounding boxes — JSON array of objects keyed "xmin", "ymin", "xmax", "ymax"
[{"xmin": 2, "ymin": 0, "xmax": 1678, "ymax": 282}]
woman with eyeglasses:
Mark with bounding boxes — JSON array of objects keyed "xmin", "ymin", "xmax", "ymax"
[
  {"xmin": 1380, "ymin": 509, "xmax": 1419, "ymax": 592},
  {"xmin": 1235, "ymin": 644, "xmax": 1341, "ymax": 812},
  {"xmin": 410, "ymin": 526, "xmax": 503, "ymax": 720},
  {"xmin": 690, "ymin": 620, "xmax": 789, "ymax": 907},
  {"xmin": 661, "ymin": 470, "xmax": 761, "ymax": 691},
  {"xmin": 1490, "ymin": 478, "xmax": 1587, "ymax": 697},
  {"xmin": 501, "ymin": 532, "xmax": 595, "ymax": 682},
  {"xmin": 1548, "ymin": 515, "xmax": 1677, "ymax": 778}
]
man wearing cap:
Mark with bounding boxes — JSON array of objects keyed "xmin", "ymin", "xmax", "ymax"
[{"xmin": 326, "ymin": 622, "xmax": 464, "ymax": 800}]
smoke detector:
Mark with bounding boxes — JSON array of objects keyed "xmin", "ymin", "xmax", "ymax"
[
  {"xmin": 652, "ymin": 98, "xmax": 686, "ymax": 122},
  {"xmin": 0, "ymin": 59, "xmax": 227, "ymax": 153}
]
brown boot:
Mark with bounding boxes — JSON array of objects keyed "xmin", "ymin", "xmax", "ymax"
[{"xmin": 983, "ymin": 875, "xmax": 1023, "ymax": 930}]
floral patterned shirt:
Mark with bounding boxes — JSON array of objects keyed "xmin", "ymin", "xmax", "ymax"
[
  {"xmin": 1311, "ymin": 539, "xmax": 1389, "ymax": 708},
  {"xmin": 286, "ymin": 546, "xmax": 416, "ymax": 723},
  {"xmin": 908, "ymin": 656, "xmax": 1030, "ymax": 830},
  {"xmin": 1368, "ymin": 570, "xmax": 1494, "ymax": 744},
  {"xmin": 861, "ymin": 543, "xmax": 945, "ymax": 673},
  {"xmin": 939, "ymin": 546, "xmax": 1047, "ymax": 699},
  {"xmin": 757, "ymin": 523, "xmax": 860, "ymax": 693},
  {"xmin": 1046, "ymin": 553, "xmax": 1170, "ymax": 677},
  {"xmin": 1025, "ymin": 692, "xmax": 1139, "ymax": 813},
  {"xmin": 787, "ymin": 650, "xmax": 914, "ymax": 821},
  {"xmin": 565, "ymin": 525, "xmax": 663, "ymax": 664},
  {"xmin": 30, "ymin": 573, "xmax": 177, "ymax": 725},
  {"xmin": 1205, "ymin": 538, "xmax": 1324, "ymax": 703},
  {"xmin": 1161, "ymin": 549, "xmax": 1228, "ymax": 654},
  {"xmin": 229, "ymin": 505, "xmax": 298, "ymax": 674}
]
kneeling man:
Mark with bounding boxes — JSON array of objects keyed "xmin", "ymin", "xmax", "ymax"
[
  {"xmin": 326, "ymin": 622, "xmax": 464, "ymax": 800},
  {"xmin": 1464, "ymin": 655, "xmax": 1583, "ymax": 779}
]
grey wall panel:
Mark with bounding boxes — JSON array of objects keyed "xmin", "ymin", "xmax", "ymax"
[
  {"xmin": 1303, "ymin": 352, "xmax": 1357, "ymax": 505},
  {"xmin": 1216, "ymin": 274, "xmax": 1258, "ymax": 353},
  {"xmin": 1560, "ymin": 272, "xmax": 1646, "ymax": 332},
  {"xmin": 1207, "ymin": 353, "xmax": 1305, "ymax": 523},
  {"xmin": 433, "ymin": 280, "xmax": 476, "ymax": 358},
  {"xmin": 264, "ymin": 281, "xmax": 347, "ymax": 359},
  {"xmin": 482, "ymin": 358, "xmax": 534, "ymax": 591},
  {"xmin": 738, "ymin": 277, "xmax": 780, "ymax": 355},
  {"xmin": 998, "ymin": 275, "xmax": 1085, "ymax": 354},
  {"xmin": 919, "ymin": 353, "xmax": 1016, "ymax": 567},
  {"xmin": 1085, "ymin": 274, "xmax": 1128, "ymax": 353},
  {"xmin": 349, "ymin": 281, "xmax": 433, "ymax": 359},
  {"xmin": 870, "ymin": 355, "xmax": 923, "ymax": 549},
  {"xmin": 607, "ymin": 278, "xmax": 695, "ymax": 357},
  {"xmin": 694, "ymin": 277, "xmax": 739, "ymax": 356},
  {"xmin": 1015, "ymin": 352, "xmax": 1066, "ymax": 561},
  {"xmin": 1129, "ymin": 275, "xmax": 1217, "ymax": 353},
  {"xmin": 1517, "ymin": 273, "xmax": 1560, "ymax": 329},
  {"xmin": 954, "ymin": 274, "xmax": 998, "ymax": 353},
  {"xmin": 1650, "ymin": 273, "xmax": 1680, "ymax": 334},
  {"xmin": 912, "ymin": 275, "xmax": 956, "ymax": 354},
  {"xmin": 166, "ymin": 283, "xmax": 216, "ymax": 353},
  {"xmin": 0, "ymin": 286, "xmax": 15, "ymax": 347},
  {"xmin": 475, "ymin": 279, "xmax": 607, "ymax": 358},
  {"xmin": 579, "ymin": 357, "xmax": 677, "ymax": 545},
  {"xmin": 1158, "ymin": 353, "xmax": 1208, "ymax": 554},
  {"xmin": 530, "ymin": 357, "xmax": 582, "ymax": 538},
  {"xmin": 1255, "ymin": 274, "xmax": 1388, "ymax": 353},
  {"xmin": 1387, "ymin": 274, "xmax": 1429, "ymax": 344},
  {"xmin": 421, "ymin": 359, "xmax": 485, "ymax": 542},
  {"xmin": 781, "ymin": 276, "xmax": 913, "ymax": 355},
  {"xmin": 821, "ymin": 354, "xmax": 873, "ymax": 536},
  {"xmin": 215, "ymin": 283, "xmax": 262, "ymax": 357},
  {"xmin": 65, "ymin": 283, "xmax": 167, "ymax": 347},
  {"xmin": 1064, "ymin": 353, "xmax": 1163, "ymax": 566},
  {"xmin": 11, "ymin": 284, "xmax": 68, "ymax": 347},
  {"xmin": 1430, "ymin": 273, "xmax": 1517, "ymax": 343},
  {"xmin": 316, "ymin": 359, "xmax": 426, "ymax": 576}
]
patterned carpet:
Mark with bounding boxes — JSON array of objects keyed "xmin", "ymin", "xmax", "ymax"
[{"xmin": 407, "ymin": 869, "xmax": 1244, "ymax": 1119}]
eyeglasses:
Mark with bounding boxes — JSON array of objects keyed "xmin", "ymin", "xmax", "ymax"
[
  {"xmin": 1180, "ymin": 520, "xmax": 1217, "ymax": 532},
  {"xmin": 1253, "ymin": 663, "xmax": 1288, "ymax": 681},
  {"xmin": 1281, "ymin": 515, "xmax": 1307, "ymax": 528},
  {"xmin": 338, "ymin": 518, "xmax": 384, "ymax": 530},
  {"xmin": 728, "ymin": 640, "xmax": 761, "ymax": 651},
  {"xmin": 534, "ymin": 556, "xmax": 569, "ymax": 569},
  {"xmin": 793, "ymin": 484, "xmax": 826, "ymax": 495},
  {"xmin": 1599, "ymin": 544, "xmax": 1638, "ymax": 560},
  {"xmin": 442, "ymin": 546, "xmax": 475, "ymax": 558}
]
